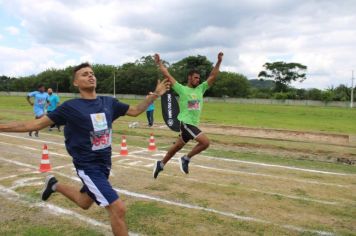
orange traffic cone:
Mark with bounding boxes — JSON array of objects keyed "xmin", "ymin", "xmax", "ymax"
[
  {"xmin": 120, "ymin": 136, "xmax": 128, "ymax": 156},
  {"xmin": 148, "ymin": 133, "xmax": 157, "ymax": 151},
  {"xmin": 39, "ymin": 144, "xmax": 51, "ymax": 172}
]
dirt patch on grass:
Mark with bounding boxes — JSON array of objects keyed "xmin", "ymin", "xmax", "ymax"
[
  {"xmin": 118, "ymin": 121, "xmax": 356, "ymax": 164},
  {"xmin": 201, "ymin": 124, "xmax": 351, "ymax": 146}
]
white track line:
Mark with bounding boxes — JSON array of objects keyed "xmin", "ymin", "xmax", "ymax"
[
  {"xmin": 0, "ymin": 174, "xmax": 22, "ymax": 181},
  {"xmin": 0, "ymin": 156, "xmax": 334, "ymax": 236},
  {"xmin": 116, "ymin": 164, "xmax": 342, "ymax": 206},
  {"xmin": 0, "ymin": 184, "xmax": 114, "ymax": 235},
  {"xmin": 128, "ymin": 150, "xmax": 147, "ymax": 155},
  {"xmin": 0, "ymin": 137, "xmax": 351, "ymax": 188},
  {"xmin": 1, "ymin": 133, "xmax": 352, "ymax": 177},
  {"xmin": 0, "ymin": 133, "xmax": 65, "ymax": 146},
  {"xmin": 201, "ymin": 155, "xmax": 354, "ymax": 176},
  {"xmin": 127, "ymin": 161, "xmax": 142, "ymax": 166},
  {"xmin": 52, "ymin": 164, "xmax": 73, "ymax": 170},
  {"xmin": 9, "ymin": 182, "xmax": 43, "ymax": 190},
  {"xmin": 62, "ymin": 170, "xmax": 335, "ymax": 236},
  {"xmin": 122, "ymin": 154, "xmax": 350, "ymax": 188},
  {"xmin": 0, "ymin": 178, "xmax": 139, "ymax": 236},
  {"xmin": 0, "ymin": 141, "xmax": 70, "ymax": 158}
]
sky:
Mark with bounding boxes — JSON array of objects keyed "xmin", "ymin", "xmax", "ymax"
[{"xmin": 0, "ymin": 0, "xmax": 355, "ymax": 89}]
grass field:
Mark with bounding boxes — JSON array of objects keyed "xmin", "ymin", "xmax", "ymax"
[
  {"xmin": 1, "ymin": 96, "xmax": 356, "ymax": 134},
  {"xmin": 0, "ymin": 95, "xmax": 355, "ymax": 236}
]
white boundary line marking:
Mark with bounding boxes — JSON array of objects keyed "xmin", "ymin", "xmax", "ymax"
[
  {"xmin": 0, "ymin": 156, "xmax": 335, "ymax": 236},
  {"xmin": 0, "ymin": 136, "xmax": 353, "ymax": 188},
  {"xmin": 52, "ymin": 164, "xmax": 73, "ymax": 170},
  {"xmin": 0, "ymin": 133, "xmax": 65, "ymax": 146},
  {"xmin": 193, "ymin": 164, "xmax": 350, "ymax": 188},
  {"xmin": 116, "ymin": 164, "xmax": 343, "ymax": 206},
  {"xmin": 200, "ymin": 155, "xmax": 355, "ymax": 176},
  {"xmin": 0, "ymin": 174, "xmax": 23, "ymax": 181},
  {"xmin": 0, "ymin": 184, "xmax": 112, "ymax": 234},
  {"xmin": 0, "ymin": 176, "xmax": 139, "ymax": 235},
  {"xmin": 129, "ymin": 150, "xmax": 147, "ymax": 155},
  {"xmin": 120, "ymin": 154, "xmax": 351, "ymax": 188},
  {"xmin": 127, "ymin": 161, "xmax": 142, "ymax": 166},
  {"xmin": 0, "ymin": 137, "xmax": 351, "ymax": 188},
  {"xmin": 1, "ymin": 133, "xmax": 353, "ymax": 177}
]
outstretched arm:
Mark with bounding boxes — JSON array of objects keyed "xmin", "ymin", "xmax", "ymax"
[
  {"xmin": 26, "ymin": 96, "xmax": 33, "ymax": 106},
  {"xmin": 154, "ymin": 54, "xmax": 177, "ymax": 85},
  {"xmin": 0, "ymin": 116, "xmax": 54, "ymax": 132},
  {"xmin": 126, "ymin": 79, "xmax": 170, "ymax": 117},
  {"xmin": 207, "ymin": 52, "xmax": 224, "ymax": 87}
]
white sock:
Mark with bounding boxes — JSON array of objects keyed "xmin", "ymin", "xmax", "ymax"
[
  {"xmin": 51, "ymin": 183, "xmax": 57, "ymax": 192},
  {"xmin": 183, "ymin": 156, "xmax": 190, "ymax": 161},
  {"xmin": 160, "ymin": 162, "xmax": 165, "ymax": 169}
]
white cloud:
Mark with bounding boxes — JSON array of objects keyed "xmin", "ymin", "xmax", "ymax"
[
  {"xmin": 0, "ymin": 45, "xmax": 77, "ymax": 76},
  {"xmin": 5, "ymin": 26, "xmax": 20, "ymax": 35},
  {"xmin": 0, "ymin": 0, "xmax": 355, "ymax": 89}
]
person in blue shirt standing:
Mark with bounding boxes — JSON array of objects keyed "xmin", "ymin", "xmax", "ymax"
[
  {"xmin": 0, "ymin": 62, "xmax": 170, "ymax": 236},
  {"xmin": 146, "ymin": 93, "xmax": 155, "ymax": 127},
  {"xmin": 26, "ymin": 84, "xmax": 49, "ymax": 137},
  {"xmin": 46, "ymin": 88, "xmax": 61, "ymax": 132}
]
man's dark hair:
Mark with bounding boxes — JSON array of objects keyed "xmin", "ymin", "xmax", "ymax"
[
  {"xmin": 37, "ymin": 84, "xmax": 44, "ymax": 89},
  {"xmin": 73, "ymin": 62, "xmax": 92, "ymax": 79},
  {"xmin": 188, "ymin": 69, "xmax": 200, "ymax": 77}
]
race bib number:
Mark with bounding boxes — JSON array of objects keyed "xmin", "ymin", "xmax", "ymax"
[
  {"xmin": 90, "ymin": 129, "xmax": 112, "ymax": 151},
  {"xmin": 37, "ymin": 98, "xmax": 46, "ymax": 105},
  {"xmin": 90, "ymin": 113, "xmax": 108, "ymax": 131},
  {"xmin": 188, "ymin": 100, "xmax": 200, "ymax": 110}
]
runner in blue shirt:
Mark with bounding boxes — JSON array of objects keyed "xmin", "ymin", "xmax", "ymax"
[
  {"xmin": 46, "ymin": 88, "xmax": 61, "ymax": 132},
  {"xmin": 0, "ymin": 62, "xmax": 170, "ymax": 236},
  {"xmin": 146, "ymin": 93, "xmax": 155, "ymax": 127},
  {"xmin": 26, "ymin": 84, "xmax": 49, "ymax": 137}
]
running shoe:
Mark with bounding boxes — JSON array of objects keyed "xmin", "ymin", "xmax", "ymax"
[
  {"xmin": 41, "ymin": 175, "xmax": 58, "ymax": 201},
  {"xmin": 179, "ymin": 156, "xmax": 190, "ymax": 174},
  {"xmin": 153, "ymin": 160, "xmax": 163, "ymax": 179}
]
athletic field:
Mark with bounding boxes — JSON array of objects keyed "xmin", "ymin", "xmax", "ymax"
[{"xmin": 0, "ymin": 96, "xmax": 355, "ymax": 236}]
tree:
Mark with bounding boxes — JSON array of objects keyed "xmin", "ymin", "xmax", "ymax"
[
  {"xmin": 91, "ymin": 64, "xmax": 116, "ymax": 93},
  {"xmin": 0, "ymin": 76, "xmax": 13, "ymax": 92},
  {"xmin": 209, "ymin": 72, "xmax": 250, "ymax": 97},
  {"xmin": 115, "ymin": 56, "xmax": 159, "ymax": 95},
  {"xmin": 258, "ymin": 61, "xmax": 307, "ymax": 92},
  {"xmin": 332, "ymin": 85, "xmax": 350, "ymax": 101},
  {"xmin": 306, "ymin": 88, "xmax": 322, "ymax": 100},
  {"xmin": 321, "ymin": 90, "xmax": 334, "ymax": 103},
  {"xmin": 169, "ymin": 55, "xmax": 213, "ymax": 83},
  {"xmin": 249, "ymin": 79, "xmax": 275, "ymax": 90}
]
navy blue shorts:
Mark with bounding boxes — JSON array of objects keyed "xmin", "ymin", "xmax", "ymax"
[{"xmin": 77, "ymin": 167, "xmax": 118, "ymax": 207}]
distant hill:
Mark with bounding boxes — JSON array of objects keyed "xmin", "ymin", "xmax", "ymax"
[{"xmin": 249, "ymin": 79, "xmax": 275, "ymax": 89}]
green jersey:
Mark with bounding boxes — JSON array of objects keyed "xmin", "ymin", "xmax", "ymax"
[{"xmin": 172, "ymin": 81, "xmax": 210, "ymax": 126}]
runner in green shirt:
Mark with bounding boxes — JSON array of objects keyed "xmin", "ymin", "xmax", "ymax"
[{"xmin": 153, "ymin": 52, "xmax": 223, "ymax": 178}]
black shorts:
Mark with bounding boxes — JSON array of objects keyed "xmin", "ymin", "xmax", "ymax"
[{"xmin": 180, "ymin": 122, "xmax": 202, "ymax": 143}]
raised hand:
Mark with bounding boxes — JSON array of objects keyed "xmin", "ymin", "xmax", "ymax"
[
  {"xmin": 217, "ymin": 52, "xmax": 224, "ymax": 63},
  {"xmin": 153, "ymin": 78, "xmax": 171, "ymax": 96},
  {"xmin": 154, "ymin": 53, "xmax": 161, "ymax": 65},
  {"xmin": 154, "ymin": 53, "xmax": 177, "ymax": 85}
]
